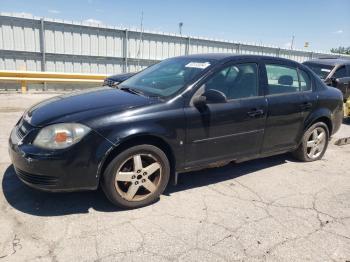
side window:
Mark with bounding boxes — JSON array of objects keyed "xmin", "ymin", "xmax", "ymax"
[
  {"xmin": 299, "ymin": 69, "xmax": 312, "ymax": 91},
  {"xmin": 333, "ymin": 66, "xmax": 347, "ymax": 79},
  {"xmin": 205, "ymin": 63, "xmax": 258, "ymax": 100},
  {"xmin": 266, "ymin": 64, "xmax": 299, "ymax": 95}
]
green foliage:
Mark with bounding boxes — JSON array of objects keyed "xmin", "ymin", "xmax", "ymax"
[{"xmin": 330, "ymin": 46, "xmax": 350, "ymax": 55}]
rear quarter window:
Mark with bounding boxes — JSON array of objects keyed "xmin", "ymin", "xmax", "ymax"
[
  {"xmin": 265, "ymin": 64, "xmax": 299, "ymax": 95},
  {"xmin": 298, "ymin": 69, "xmax": 312, "ymax": 91}
]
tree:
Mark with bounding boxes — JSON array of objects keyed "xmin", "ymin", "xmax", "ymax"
[{"xmin": 330, "ymin": 46, "xmax": 350, "ymax": 55}]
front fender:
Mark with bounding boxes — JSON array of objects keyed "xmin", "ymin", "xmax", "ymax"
[
  {"xmin": 107, "ymin": 122, "xmax": 179, "ymax": 147},
  {"xmin": 90, "ymin": 103, "xmax": 187, "ymax": 174}
]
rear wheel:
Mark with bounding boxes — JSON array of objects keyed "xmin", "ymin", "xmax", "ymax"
[
  {"xmin": 292, "ymin": 122, "xmax": 329, "ymax": 162},
  {"xmin": 102, "ymin": 144, "xmax": 170, "ymax": 209}
]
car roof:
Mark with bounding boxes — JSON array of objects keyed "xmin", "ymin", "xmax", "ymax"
[
  {"xmin": 176, "ymin": 53, "xmax": 298, "ymax": 64},
  {"xmin": 303, "ymin": 58, "xmax": 350, "ymax": 66}
]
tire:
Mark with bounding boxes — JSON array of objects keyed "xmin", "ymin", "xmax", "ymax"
[
  {"xmin": 102, "ymin": 144, "xmax": 170, "ymax": 209},
  {"xmin": 292, "ymin": 122, "xmax": 329, "ymax": 162}
]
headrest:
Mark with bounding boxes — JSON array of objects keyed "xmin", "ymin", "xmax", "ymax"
[{"xmin": 278, "ymin": 75, "xmax": 293, "ymax": 86}]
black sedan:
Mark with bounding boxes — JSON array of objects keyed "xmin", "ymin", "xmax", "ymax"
[
  {"xmin": 9, "ymin": 54, "xmax": 343, "ymax": 208},
  {"xmin": 103, "ymin": 72, "xmax": 136, "ymax": 87}
]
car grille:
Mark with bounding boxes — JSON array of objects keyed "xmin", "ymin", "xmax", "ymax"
[
  {"xmin": 15, "ymin": 168, "xmax": 59, "ymax": 186},
  {"xmin": 16, "ymin": 127, "xmax": 25, "ymax": 139}
]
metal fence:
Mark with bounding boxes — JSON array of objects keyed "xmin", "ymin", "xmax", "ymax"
[{"xmin": 0, "ymin": 12, "xmax": 349, "ymax": 77}]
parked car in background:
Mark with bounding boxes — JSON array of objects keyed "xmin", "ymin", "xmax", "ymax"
[
  {"xmin": 103, "ymin": 72, "xmax": 136, "ymax": 87},
  {"xmin": 303, "ymin": 58, "xmax": 350, "ymax": 102},
  {"xmin": 9, "ymin": 54, "xmax": 343, "ymax": 209}
]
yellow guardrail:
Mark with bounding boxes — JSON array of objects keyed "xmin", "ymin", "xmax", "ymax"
[
  {"xmin": 1, "ymin": 70, "xmax": 350, "ymax": 117},
  {"xmin": 0, "ymin": 70, "xmax": 107, "ymax": 93}
]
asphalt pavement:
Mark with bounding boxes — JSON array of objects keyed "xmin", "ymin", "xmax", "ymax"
[{"xmin": 0, "ymin": 93, "xmax": 349, "ymax": 261}]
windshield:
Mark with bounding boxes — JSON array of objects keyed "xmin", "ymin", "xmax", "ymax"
[
  {"xmin": 303, "ymin": 62, "xmax": 334, "ymax": 80},
  {"xmin": 119, "ymin": 57, "xmax": 216, "ymax": 98}
]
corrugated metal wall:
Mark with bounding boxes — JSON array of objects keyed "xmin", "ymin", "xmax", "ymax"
[{"xmin": 0, "ymin": 13, "xmax": 348, "ymax": 75}]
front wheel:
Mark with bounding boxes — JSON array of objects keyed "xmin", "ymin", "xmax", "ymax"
[
  {"xmin": 102, "ymin": 144, "xmax": 170, "ymax": 209},
  {"xmin": 292, "ymin": 122, "xmax": 329, "ymax": 162}
]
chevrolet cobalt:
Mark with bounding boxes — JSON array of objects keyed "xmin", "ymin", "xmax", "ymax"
[{"xmin": 9, "ymin": 54, "xmax": 343, "ymax": 208}]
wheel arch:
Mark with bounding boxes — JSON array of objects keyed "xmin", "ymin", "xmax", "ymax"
[
  {"xmin": 97, "ymin": 134, "xmax": 176, "ymax": 184},
  {"xmin": 304, "ymin": 109, "xmax": 333, "ymax": 135},
  {"xmin": 309, "ymin": 116, "xmax": 332, "ymax": 135}
]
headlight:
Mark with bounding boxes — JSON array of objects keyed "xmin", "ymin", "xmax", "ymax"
[{"xmin": 33, "ymin": 123, "xmax": 91, "ymax": 149}]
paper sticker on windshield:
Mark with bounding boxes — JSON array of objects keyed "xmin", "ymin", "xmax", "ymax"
[
  {"xmin": 185, "ymin": 62, "xmax": 211, "ymax": 69},
  {"xmin": 321, "ymin": 68, "xmax": 331, "ymax": 72}
]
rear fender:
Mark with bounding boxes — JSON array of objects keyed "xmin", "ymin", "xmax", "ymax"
[{"xmin": 299, "ymin": 108, "xmax": 333, "ymax": 144}]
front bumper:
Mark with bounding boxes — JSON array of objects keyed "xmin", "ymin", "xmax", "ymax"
[{"xmin": 8, "ymin": 123, "xmax": 113, "ymax": 192}]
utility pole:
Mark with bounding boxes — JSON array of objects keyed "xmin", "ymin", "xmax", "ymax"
[
  {"xmin": 290, "ymin": 35, "xmax": 295, "ymax": 50},
  {"xmin": 178, "ymin": 22, "xmax": 183, "ymax": 36},
  {"xmin": 136, "ymin": 11, "xmax": 144, "ymax": 68}
]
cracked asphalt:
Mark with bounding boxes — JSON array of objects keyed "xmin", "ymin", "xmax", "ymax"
[{"xmin": 1, "ymin": 93, "xmax": 350, "ymax": 262}]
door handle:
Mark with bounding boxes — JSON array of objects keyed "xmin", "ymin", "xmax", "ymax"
[
  {"xmin": 299, "ymin": 102, "xmax": 312, "ymax": 110},
  {"xmin": 247, "ymin": 109, "xmax": 264, "ymax": 118}
]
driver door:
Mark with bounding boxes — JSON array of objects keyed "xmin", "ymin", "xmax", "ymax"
[{"xmin": 184, "ymin": 62, "xmax": 267, "ymax": 168}]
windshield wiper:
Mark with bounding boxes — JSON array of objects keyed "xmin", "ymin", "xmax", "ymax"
[
  {"xmin": 119, "ymin": 86, "xmax": 146, "ymax": 96},
  {"xmin": 118, "ymin": 86, "xmax": 162, "ymax": 99}
]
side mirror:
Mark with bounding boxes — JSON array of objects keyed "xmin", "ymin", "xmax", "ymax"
[
  {"xmin": 193, "ymin": 95, "xmax": 207, "ymax": 108},
  {"xmin": 193, "ymin": 89, "xmax": 227, "ymax": 108},
  {"xmin": 204, "ymin": 89, "xmax": 227, "ymax": 103},
  {"xmin": 193, "ymin": 89, "xmax": 227, "ymax": 107}
]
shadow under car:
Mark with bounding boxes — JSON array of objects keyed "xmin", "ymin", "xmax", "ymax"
[{"xmin": 2, "ymin": 153, "xmax": 293, "ymax": 216}]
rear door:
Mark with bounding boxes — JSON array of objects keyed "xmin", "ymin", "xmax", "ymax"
[
  {"xmin": 297, "ymin": 67, "xmax": 318, "ymax": 126},
  {"xmin": 261, "ymin": 61, "xmax": 304, "ymax": 153}
]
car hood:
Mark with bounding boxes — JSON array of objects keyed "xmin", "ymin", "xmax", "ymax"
[{"xmin": 24, "ymin": 87, "xmax": 157, "ymax": 127}]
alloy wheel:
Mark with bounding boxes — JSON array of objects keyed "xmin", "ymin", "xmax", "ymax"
[
  {"xmin": 114, "ymin": 154, "xmax": 162, "ymax": 201},
  {"xmin": 306, "ymin": 127, "xmax": 326, "ymax": 159}
]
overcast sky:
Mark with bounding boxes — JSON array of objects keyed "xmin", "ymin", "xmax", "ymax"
[{"xmin": 1, "ymin": 0, "xmax": 349, "ymax": 52}]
